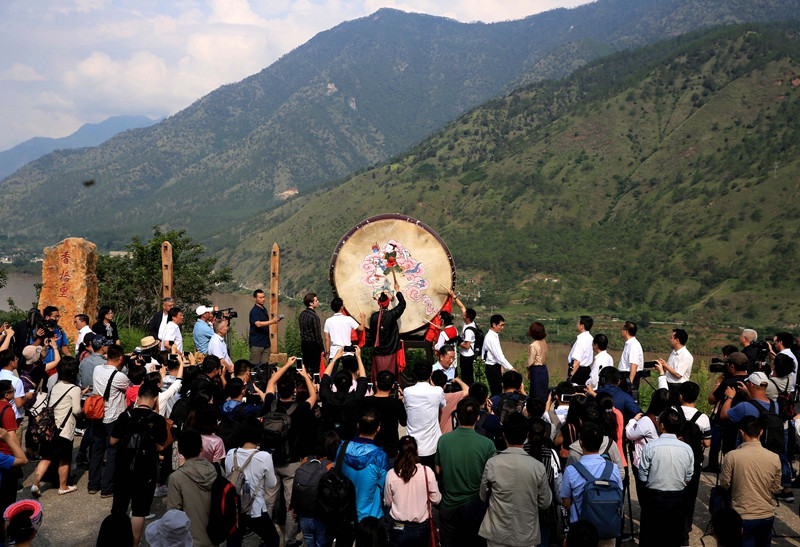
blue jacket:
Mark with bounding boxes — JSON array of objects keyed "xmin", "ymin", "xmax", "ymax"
[
  {"xmin": 596, "ymin": 384, "xmax": 642, "ymax": 422},
  {"xmin": 339, "ymin": 438, "xmax": 389, "ymax": 520}
]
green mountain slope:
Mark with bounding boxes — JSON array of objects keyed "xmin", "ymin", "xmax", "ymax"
[
  {"xmin": 1, "ymin": 1, "xmax": 796, "ymax": 252},
  {"xmin": 217, "ymin": 23, "xmax": 800, "ymax": 325}
]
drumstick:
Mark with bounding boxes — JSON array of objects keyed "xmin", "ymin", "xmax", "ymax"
[
  {"xmin": 424, "ymin": 319, "xmax": 443, "ymax": 329},
  {"xmin": 439, "ymin": 282, "xmax": 452, "ymax": 293}
]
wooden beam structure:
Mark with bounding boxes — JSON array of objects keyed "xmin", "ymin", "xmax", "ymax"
[
  {"xmin": 269, "ymin": 242, "xmax": 280, "ymax": 353},
  {"xmin": 161, "ymin": 241, "xmax": 173, "ymax": 298}
]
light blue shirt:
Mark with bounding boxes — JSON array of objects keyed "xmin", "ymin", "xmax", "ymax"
[
  {"xmin": 192, "ymin": 320, "xmax": 214, "ymax": 353},
  {"xmin": 561, "ymin": 453, "xmax": 622, "ymax": 523},
  {"xmin": 638, "ymin": 433, "xmax": 694, "ymax": 491}
]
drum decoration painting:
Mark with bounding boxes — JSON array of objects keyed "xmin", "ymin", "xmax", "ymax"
[{"xmin": 329, "ymin": 214, "xmax": 457, "ymax": 334}]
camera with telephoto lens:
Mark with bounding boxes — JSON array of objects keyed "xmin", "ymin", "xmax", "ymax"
[
  {"xmin": 709, "ymin": 357, "xmax": 728, "ymax": 374},
  {"xmin": 213, "ymin": 307, "xmax": 238, "ymax": 319}
]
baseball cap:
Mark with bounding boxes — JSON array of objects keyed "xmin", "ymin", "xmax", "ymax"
[
  {"xmin": 196, "ymin": 305, "xmax": 214, "ymax": 316},
  {"xmin": 745, "ymin": 371, "xmax": 769, "ymax": 386}
]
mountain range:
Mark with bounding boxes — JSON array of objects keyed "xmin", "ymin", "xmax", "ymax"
[
  {"xmin": 0, "ymin": 0, "xmax": 796, "ymax": 254},
  {"xmin": 215, "ymin": 22, "xmax": 800, "ymax": 326},
  {"xmin": 0, "ymin": 115, "xmax": 158, "ymax": 180}
]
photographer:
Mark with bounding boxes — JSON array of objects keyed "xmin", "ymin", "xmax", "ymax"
[
  {"xmin": 704, "ymin": 352, "xmax": 749, "ymax": 472},
  {"xmin": 319, "ymin": 346, "xmax": 368, "ymax": 440},
  {"xmin": 431, "ymin": 369, "xmax": 467, "ymax": 435},
  {"xmin": 360, "ymin": 371, "xmax": 407, "ymax": 460}
]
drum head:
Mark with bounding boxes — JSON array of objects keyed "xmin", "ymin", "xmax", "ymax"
[{"xmin": 329, "ymin": 214, "xmax": 456, "ymax": 334}]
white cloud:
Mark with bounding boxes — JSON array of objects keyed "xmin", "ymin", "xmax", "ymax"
[
  {"xmin": 50, "ymin": 0, "xmax": 111, "ymax": 15},
  {"xmin": 0, "ymin": 62, "xmax": 45, "ymax": 82},
  {"xmin": 0, "ymin": 0, "xmax": 594, "ymax": 151},
  {"xmin": 208, "ymin": 0, "xmax": 269, "ymax": 27}
]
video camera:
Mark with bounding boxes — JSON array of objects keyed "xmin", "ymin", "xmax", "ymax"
[
  {"xmin": 213, "ymin": 307, "xmax": 238, "ymax": 319},
  {"xmin": 709, "ymin": 357, "xmax": 728, "ymax": 374}
]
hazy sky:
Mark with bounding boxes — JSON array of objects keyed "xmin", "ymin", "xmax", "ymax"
[{"xmin": 0, "ymin": 0, "xmax": 592, "ymax": 151}]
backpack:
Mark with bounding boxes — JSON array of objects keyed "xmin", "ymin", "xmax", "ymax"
[
  {"xmin": 317, "ymin": 441, "xmax": 357, "ymax": 526},
  {"xmin": 291, "ymin": 457, "xmax": 334, "ymax": 517},
  {"xmin": 83, "ymin": 370, "xmax": 118, "ymax": 420},
  {"xmin": 261, "ymin": 400, "xmax": 298, "ymax": 465},
  {"xmin": 676, "ymin": 408, "xmax": 704, "ymax": 468},
  {"xmin": 464, "ymin": 325, "xmax": 484, "ymax": 355},
  {"xmin": 122, "ymin": 409, "xmax": 160, "ymax": 473},
  {"xmin": 28, "ymin": 386, "xmax": 77, "ymax": 445},
  {"xmin": 747, "ymin": 400, "xmax": 785, "ymax": 456},
  {"xmin": 207, "ymin": 462, "xmax": 241, "ymax": 544},
  {"xmin": 571, "ymin": 460, "xmax": 623, "ymax": 539},
  {"xmin": 497, "ymin": 391, "xmax": 526, "ymax": 423},
  {"xmin": 769, "ymin": 379, "xmax": 794, "ymax": 421},
  {"xmin": 226, "ymin": 449, "xmax": 265, "ymax": 516}
]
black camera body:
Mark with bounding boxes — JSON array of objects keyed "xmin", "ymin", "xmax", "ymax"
[
  {"xmin": 709, "ymin": 357, "xmax": 728, "ymax": 374},
  {"xmin": 214, "ymin": 307, "xmax": 238, "ymax": 319}
]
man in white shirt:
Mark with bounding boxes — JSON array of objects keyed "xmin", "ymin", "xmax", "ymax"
[
  {"xmin": 403, "ymin": 361, "xmax": 446, "ymax": 467},
  {"xmin": 656, "ymin": 328, "xmax": 693, "ymax": 405},
  {"xmin": 148, "ymin": 297, "xmax": 174, "ymax": 339},
  {"xmin": 482, "ymin": 314, "xmax": 514, "ymax": 396},
  {"xmin": 587, "ymin": 334, "xmax": 614, "ymax": 392},
  {"xmin": 73, "ymin": 314, "xmax": 93, "ymax": 352},
  {"xmin": 89, "ymin": 344, "xmax": 130, "ymax": 497},
  {"xmin": 323, "ymin": 297, "xmax": 365, "ymax": 360},
  {"xmin": 618, "ymin": 320, "xmax": 644, "ymax": 395},
  {"xmin": 448, "ymin": 290, "xmax": 477, "ymax": 385},
  {"xmin": 568, "ymin": 315, "xmax": 594, "ymax": 386},
  {"xmin": 432, "ymin": 345, "xmax": 457, "ymax": 381},
  {"xmin": 771, "ymin": 332, "xmax": 798, "ymax": 390},
  {"xmin": 160, "ymin": 308, "xmax": 184, "ymax": 354},
  {"xmin": 207, "ymin": 318, "xmax": 233, "ymax": 373}
]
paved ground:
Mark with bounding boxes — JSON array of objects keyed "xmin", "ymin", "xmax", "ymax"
[{"xmin": 17, "ymin": 437, "xmax": 800, "ymax": 546}]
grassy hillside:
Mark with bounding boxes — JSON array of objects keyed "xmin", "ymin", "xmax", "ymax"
[
  {"xmin": 1, "ymin": 1, "xmax": 796, "ymax": 254},
  {"xmin": 216, "ymin": 23, "xmax": 800, "ymax": 327}
]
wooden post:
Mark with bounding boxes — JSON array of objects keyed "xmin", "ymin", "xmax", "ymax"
[
  {"xmin": 161, "ymin": 241, "xmax": 173, "ymax": 299},
  {"xmin": 269, "ymin": 243, "xmax": 280, "ymax": 353}
]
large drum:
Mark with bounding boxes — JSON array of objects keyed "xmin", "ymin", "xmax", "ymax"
[{"xmin": 329, "ymin": 214, "xmax": 456, "ymax": 334}]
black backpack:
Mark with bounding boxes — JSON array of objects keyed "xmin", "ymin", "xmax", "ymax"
[
  {"xmin": 747, "ymin": 400, "xmax": 785, "ymax": 456},
  {"xmin": 122, "ymin": 409, "xmax": 159, "ymax": 473},
  {"xmin": 261, "ymin": 400, "xmax": 298, "ymax": 465},
  {"xmin": 316, "ymin": 441, "xmax": 357, "ymax": 527},
  {"xmin": 291, "ymin": 458, "xmax": 333, "ymax": 517},
  {"xmin": 465, "ymin": 325, "xmax": 485, "ymax": 355},
  {"xmin": 769, "ymin": 379, "xmax": 794, "ymax": 421},
  {"xmin": 676, "ymin": 408, "xmax": 704, "ymax": 468},
  {"xmin": 206, "ymin": 462, "xmax": 241, "ymax": 544},
  {"xmin": 497, "ymin": 392, "xmax": 526, "ymax": 423}
]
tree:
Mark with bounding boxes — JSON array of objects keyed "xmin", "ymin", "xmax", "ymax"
[
  {"xmin": 0, "ymin": 266, "xmax": 6, "ymax": 291},
  {"xmin": 97, "ymin": 227, "xmax": 232, "ymax": 328}
]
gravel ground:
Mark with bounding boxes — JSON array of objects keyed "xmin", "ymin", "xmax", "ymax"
[{"xmin": 15, "ymin": 437, "xmax": 800, "ymax": 547}]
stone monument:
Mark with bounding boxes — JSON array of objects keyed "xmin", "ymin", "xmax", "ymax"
[{"xmin": 38, "ymin": 238, "xmax": 98, "ymax": 345}]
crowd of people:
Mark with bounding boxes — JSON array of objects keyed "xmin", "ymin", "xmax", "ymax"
[{"xmin": 0, "ymin": 286, "xmax": 798, "ymax": 547}]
